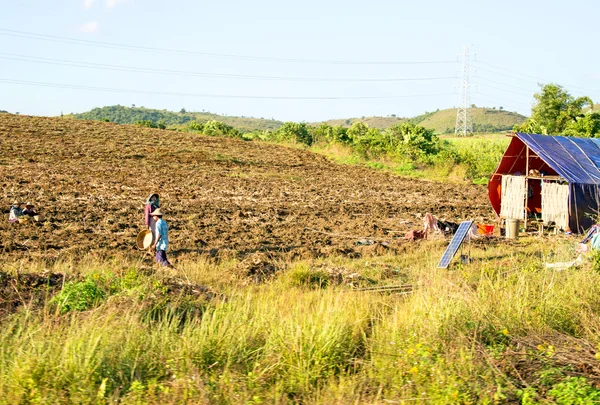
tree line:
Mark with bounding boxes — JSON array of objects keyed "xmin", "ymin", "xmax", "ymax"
[{"xmin": 514, "ymin": 84, "xmax": 600, "ymax": 137}]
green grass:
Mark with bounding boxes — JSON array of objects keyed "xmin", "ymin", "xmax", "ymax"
[{"xmin": 3, "ymin": 236, "xmax": 600, "ymax": 403}]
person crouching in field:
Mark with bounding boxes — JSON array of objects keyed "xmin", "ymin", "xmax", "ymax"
[
  {"xmin": 144, "ymin": 193, "xmax": 160, "ymax": 242},
  {"xmin": 8, "ymin": 201, "xmax": 23, "ymax": 223},
  {"xmin": 151, "ymin": 208, "xmax": 173, "ymax": 268},
  {"xmin": 22, "ymin": 202, "xmax": 38, "ymax": 217}
]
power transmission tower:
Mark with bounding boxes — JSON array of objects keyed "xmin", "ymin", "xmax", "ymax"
[{"xmin": 455, "ymin": 46, "xmax": 473, "ymax": 136}]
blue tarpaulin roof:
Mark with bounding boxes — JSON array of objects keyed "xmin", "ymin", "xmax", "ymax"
[{"xmin": 516, "ymin": 133, "xmax": 600, "ymax": 185}]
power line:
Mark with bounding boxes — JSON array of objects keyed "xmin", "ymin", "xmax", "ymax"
[
  {"xmin": 474, "ymin": 60, "xmax": 600, "ymax": 96},
  {"xmin": 473, "ymin": 82, "xmax": 533, "ymax": 97},
  {"xmin": 0, "ymin": 78, "xmax": 457, "ymax": 100},
  {"xmin": 475, "ymin": 92, "xmax": 532, "ymax": 108},
  {"xmin": 475, "ymin": 76, "xmax": 536, "ymax": 93},
  {"xmin": 0, "ymin": 29, "xmax": 459, "ymax": 66},
  {"xmin": 0, "ymin": 53, "xmax": 458, "ymax": 83},
  {"xmin": 474, "ymin": 65, "xmax": 541, "ymax": 85}
]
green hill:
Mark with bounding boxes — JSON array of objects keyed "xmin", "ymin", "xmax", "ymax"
[
  {"xmin": 68, "ymin": 105, "xmax": 527, "ymax": 134},
  {"xmin": 69, "ymin": 105, "xmax": 283, "ymax": 132},
  {"xmin": 317, "ymin": 108, "xmax": 527, "ymax": 134}
]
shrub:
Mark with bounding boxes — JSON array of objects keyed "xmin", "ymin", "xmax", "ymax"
[
  {"xmin": 276, "ymin": 122, "xmax": 313, "ymax": 145},
  {"xmin": 134, "ymin": 120, "xmax": 157, "ymax": 129},
  {"xmin": 50, "ymin": 278, "xmax": 105, "ymax": 313},
  {"xmin": 188, "ymin": 120, "xmax": 242, "ymax": 139},
  {"xmin": 547, "ymin": 377, "xmax": 600, "ymax": 404}
]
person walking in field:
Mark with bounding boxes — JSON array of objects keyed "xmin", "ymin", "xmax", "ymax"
[
  {"xmin": 151, "ymin": 208, "xmax": 173, "ymax": 268},
  {"xmin": 144, "ymin": 193, "xmax": 160, "ymax": 242}
]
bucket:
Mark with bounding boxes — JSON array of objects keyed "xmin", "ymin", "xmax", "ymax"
[
  {"xmin": 477, "ymin": 224, "xmax": 495, "ymax": 236},
  {"xmin": 505, "ymin": 219, "xmax": 520, "ymax": 239}
]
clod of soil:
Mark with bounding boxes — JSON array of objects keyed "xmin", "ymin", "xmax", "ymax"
[{"xmin": 235, "ymin": 252, "xmax": 280, "ymax": 283}]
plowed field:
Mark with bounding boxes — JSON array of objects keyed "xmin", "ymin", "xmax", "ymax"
[{"xmin": 0, "ymin": 114, "xmax": 492, "ymax": 262}]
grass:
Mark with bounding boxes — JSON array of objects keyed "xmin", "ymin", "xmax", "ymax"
[{"xmin": 3, "ymin": 236, "xmax": 600, "ymax": 403}]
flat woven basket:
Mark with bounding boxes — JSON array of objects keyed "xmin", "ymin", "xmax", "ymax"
[{"xmin": 136, "ymin": 230, "xmax": 153, "ymax": 250}]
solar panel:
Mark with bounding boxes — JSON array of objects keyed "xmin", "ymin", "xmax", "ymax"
[{"xmin": 436, "ymin": 221, "xmax": 473, "ymax": 269}]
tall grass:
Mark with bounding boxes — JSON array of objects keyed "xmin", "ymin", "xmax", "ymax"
[{"xmin": 2, "ymin": 237, "xmax": 600, "ymax": 403}]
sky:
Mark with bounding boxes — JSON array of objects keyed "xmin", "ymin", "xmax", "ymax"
[{"xmin": 1, "ymin": 0, "xmax": 600, "ymax": 122}]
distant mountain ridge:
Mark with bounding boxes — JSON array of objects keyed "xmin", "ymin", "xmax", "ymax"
[
  {"xmin": 317, "ymin": 107, "xmax": 527, "ymax": 133},
  {"xmin": 68, "ymin": 105, "xmax": 527, "ymax": 134},
  {"xmin": 69, "ymin": 105, "xmax": 283, "ymax": 132}
]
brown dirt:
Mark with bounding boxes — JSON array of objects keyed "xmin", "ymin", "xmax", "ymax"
[
  {"xmin": 0, "ymin": 114, "xmax": 493, "ymax": 263},
  {"xmin": 0, "ymin": 271, "xmax": 66, "ymax": 317}
]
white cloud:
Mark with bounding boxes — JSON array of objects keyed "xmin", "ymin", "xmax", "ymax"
[
  {"xmin": 83, "ymin": 0, "xmax": 95, "ymax": 9},
  {"xmin": 106, "ymin": 0, "xmax": 130, "ymax": 8},
  {"xmin": 80, "ymin": 21, "xmax": 99, "ymax": 34}
]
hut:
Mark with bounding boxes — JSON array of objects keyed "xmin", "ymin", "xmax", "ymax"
[{"xmin": 488, "ymin": 132, "xmax": 600, "ymax": 233}]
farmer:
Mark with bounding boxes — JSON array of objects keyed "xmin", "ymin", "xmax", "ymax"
[
  {"xmin": 8, "ymin": 201, "xmax": 23, "ymax": 222},
  {"xmin": 151, "ymin": 208, "xmax": 173, "ymax": 268},
  {"xmin": 22, "ymin": 202, "xmax": 38, "ymax": 217},
  {"xmin": 144, "ymin": 193, "xmax": 160, "ymax": 241}
]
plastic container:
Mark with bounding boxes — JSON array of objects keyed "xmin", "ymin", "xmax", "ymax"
[
  {"xmin": 477, "ymin": 224, "xmax": 495, "ymax": 236},
  {"xmin": 505, "ymin": 219, "xmax": 520, "ymax": 239}
]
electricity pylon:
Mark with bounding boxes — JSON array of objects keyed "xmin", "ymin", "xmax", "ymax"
[{"xmin": 455, "ymin": 46, "xmax": 473, "ymax": 136}]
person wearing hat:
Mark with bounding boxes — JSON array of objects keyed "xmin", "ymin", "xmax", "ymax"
[
  {"xmin": 8, "ymin": 201, "xmax": 23, "ymax": 223},
  {"xmin": 150, "ymin": 208, "xmax": 173, "ymax": 268},
  {"xmin": 22, "ymin": 203, "xmax": 38, "ymax": 217},
  {"xmin": 144, "ymin": 193, "xmax": 160, "ymax": 242}
]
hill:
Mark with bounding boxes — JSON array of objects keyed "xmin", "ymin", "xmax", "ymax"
[
  {"xmin": 69, "ymin": 105, "xmax": 527, "ymax": 134},
  {"xmin": 69, "ymin": 105, "xmax": 283, "ymax": 132},
  {"xmin": 318, "ymin": 107, "xmax": 527, "ymax": 133}
]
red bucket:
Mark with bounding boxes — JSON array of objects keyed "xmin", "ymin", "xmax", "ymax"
[{"xmin": 477, "ymin": 224, "xmax": 495, "ymax": 236}]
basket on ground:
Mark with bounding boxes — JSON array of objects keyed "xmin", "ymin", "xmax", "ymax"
[{"xmin": 136, "ymin": 230, "xmax": 153, "ymax": 250}]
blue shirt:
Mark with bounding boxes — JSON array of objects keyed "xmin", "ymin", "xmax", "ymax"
[{"xmin": 155, "ymin": 218, "xmax": 169, "ymax": 251}]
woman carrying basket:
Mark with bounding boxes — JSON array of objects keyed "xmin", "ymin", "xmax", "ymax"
[{"xmin": 144, "ymin": 193, "xmax": 160, "ymax": 242}]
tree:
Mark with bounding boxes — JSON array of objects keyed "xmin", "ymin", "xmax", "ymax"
[
  {"xmin": 563, "ymin": 112, "xmax": 600, "ymax": 138},
  {"xmin": 180, "ymin": 108, "xmax": 187, "ymax": 114},
  {"xmin": 276, "ymin": 122, "xmax": 312, "ymax": 145},
  {"xmin": 387, "ymin": 123, "xmax": 439, "ymax": 158},
  {"xmin": 515, "ymin": 84, "xmax": 593, "ymax": 135},
  {"xmin": 347, "ymin": 122, "xmax": 369, "ymax": 142}
]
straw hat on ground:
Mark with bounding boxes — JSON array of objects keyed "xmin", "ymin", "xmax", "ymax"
[{"xmin": 151, "ymin": 208, "xmax": 164, "ymax": 216}]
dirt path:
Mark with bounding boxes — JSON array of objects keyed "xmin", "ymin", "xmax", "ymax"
[{"xmin": 0, "ymin": 115, "xmax": 493, "ymax": 262}]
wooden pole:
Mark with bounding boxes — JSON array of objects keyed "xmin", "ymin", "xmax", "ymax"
[{"xmin": 524, "ymin": 146, "xmax": 529, "ymax": 230}]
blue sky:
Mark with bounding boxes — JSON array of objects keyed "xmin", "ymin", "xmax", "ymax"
[{"xmin": 1, "ymin": 0, "xmax": 599, "ymax": 121}]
